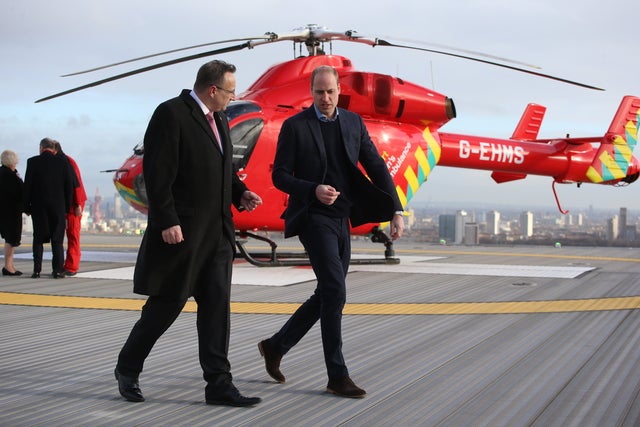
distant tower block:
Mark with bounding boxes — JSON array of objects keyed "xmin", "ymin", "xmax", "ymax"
[
  {"xmin": 114, "ymin": 192, "xmax": 123, "ymax": 219},
  {"xmin": 93, "ymin": 187, "xmax": 103, "ymax": 224}
]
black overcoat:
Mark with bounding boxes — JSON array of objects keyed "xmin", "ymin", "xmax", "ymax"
[
  {"xmin": 272, "ymin": 107, "xmax": 403, "ymax": 238},
  {"xmin": 133, "ymin": 90, "xmax": 247, "ymax": 299},
  {"xmin": 0, "ymin": 165, "xmax": 23, "ymax": 244},
  {"xmin": 22, "ymin": 151, "xmax": 74, "ymax": 243}
]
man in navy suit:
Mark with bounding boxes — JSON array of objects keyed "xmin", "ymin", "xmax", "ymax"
[
  {"xmin": 115, "ymin": 60, "xmax": 262, "ymax": 407},
  {"xmin": 258, "ymin": 65, "xmax": 404, "ymax": 398}
]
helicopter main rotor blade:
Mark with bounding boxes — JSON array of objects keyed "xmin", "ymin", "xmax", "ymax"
[
  {"xmin": 61, "ymin": 34, "xmax": 277, "ymax": 77},
  {"xmin": 304, "ymin": 28, "xmax": 542, "ymax": 70},
  {"xmin": 36, "ymin": 24, "xmax": 604, "ymax": 103},
  {"xmin": 372, "ymin": 35, "xmax": 542, "ymax": 70},
  {"xmin": 376, "ymin": 40, "xmax": 604, "ymax": 91},
  {"xmin": 35, "ymin": 42, "xmax": 251, "ymax": 103}
]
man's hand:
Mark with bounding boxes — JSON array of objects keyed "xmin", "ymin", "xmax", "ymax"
[
  {"xmin": 240, "ymin": 191, "xmax": 262, "ymax": 212},
  {"xmin": 390, "ymin": 213, "xmax": 404, "ymax": 240},
  {"xmin": 315, "ymin": 184, "xmax": 340, "ymax": 205},
  {"xmin": 162, "ymin": 225, "xmax": 184, "ymax": 244}
]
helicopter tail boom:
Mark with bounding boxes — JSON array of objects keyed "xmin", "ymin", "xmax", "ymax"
[{"xmin": 437, "ymin": 96, "xmax": 640, "ymax": 187}]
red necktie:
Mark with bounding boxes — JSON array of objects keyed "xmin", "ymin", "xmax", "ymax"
[{"xmin": 206, "ymin": 112, "xmax": 223, "ymax": 153}]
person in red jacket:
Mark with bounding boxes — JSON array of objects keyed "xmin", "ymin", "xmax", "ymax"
[{"xmin": 55, "ymin": 142, "xmax": 87, "ymax": 276}]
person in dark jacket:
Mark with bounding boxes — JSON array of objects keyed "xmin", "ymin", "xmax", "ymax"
[
  {"xmin": 22, "ymin": 138, "xmax": 74, "ymax": 279},
  {"xmin": 258, "ymin": 65, "xmax": 404, "ymax": 398},
  {"xmin": 114, "ymin": 60, "xmax": 262, "ymax": 407},
  {"xmin": 0, "ymin": 150, "xmax": 24, "ymax": 276}
]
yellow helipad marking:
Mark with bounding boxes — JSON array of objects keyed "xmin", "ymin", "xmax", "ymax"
[
  {"xmin": 5, "ymin": 247, "xmax": 639, "ymax": 314},
  {"xmin": 1, "ymin": 292, "xmax": 640, "ymax": 315},
  {"xmin": 62, "ymin": 243, "xmax": 640, "ymax": 263}
]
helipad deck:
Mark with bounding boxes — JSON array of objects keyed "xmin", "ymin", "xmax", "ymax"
[{"xmin": 1, "ymin": 236, "xmax": 640, "ymax": 426}]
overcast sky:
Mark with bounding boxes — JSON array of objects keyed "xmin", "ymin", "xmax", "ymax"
[{"xmin": 1, "ymin": 0, "xmax": 639, "ymax": 215}]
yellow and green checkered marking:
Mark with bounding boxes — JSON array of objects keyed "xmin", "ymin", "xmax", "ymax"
[
  {"xmin": 395, "ymin": 127, "xmax": 441, "ymax": 206},
  {"xmin": 586, "ymin": 107, "xmax": 639, "ymax": 183}
]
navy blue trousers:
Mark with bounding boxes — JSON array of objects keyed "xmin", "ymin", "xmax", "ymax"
[{"xmin": 270, "ymin": 214, "xmax": 351, "ymax": 379}]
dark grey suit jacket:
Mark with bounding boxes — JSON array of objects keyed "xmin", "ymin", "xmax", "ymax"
[{"xmin": 272, "ymin": 107, "xmax": 402, "ymax": 238}]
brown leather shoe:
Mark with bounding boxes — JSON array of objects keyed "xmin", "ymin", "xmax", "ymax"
[
  {"xmin": 326, "ymin": 376, "xmax": 366, "ymax": 398},
  {"xmin": 258, "ymin": 339, "xmax": 285, "ymax": 383}
]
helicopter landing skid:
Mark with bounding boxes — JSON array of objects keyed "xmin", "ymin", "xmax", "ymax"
[{"xmin": 235, "ymin": 227, "xmax": 400, "ymax": 267}]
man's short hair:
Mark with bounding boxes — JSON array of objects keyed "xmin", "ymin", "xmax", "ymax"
[
  {"xmin": 40, "ymin": 137, "xmax": 57, "ymax": 150},
  {"xmin": 311, "ymin": 65, "xmax": 339, "ymax": 89},
  {"xmin": 194, "ymin": 60, "xmax": 237, "ymax": 93}
]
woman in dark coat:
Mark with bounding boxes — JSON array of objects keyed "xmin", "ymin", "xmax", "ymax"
[{"xmin": 0, "ymin": 150, "xmax": 24, "ymax": 276}]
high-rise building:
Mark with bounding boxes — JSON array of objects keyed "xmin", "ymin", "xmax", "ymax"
[
  {"xmin": 114, "ymin": 193, "xmax": 123, "ymax": 219},
  {"xmin": 486, "ymin": 210, "xmax": 500, "ymax": 235},
  {"xmin": 438, "ymin": 214, "xmax": 456, "ymax": 243},
  {"xmin": 455, "ymin": 210, "xmax": 468, "ymax": 244},
  {"xmin": 92, "ymin": 187, "xmax": 103, "ymax": 224},
  {"xmin": 406, "ymin": 208, "xmax": 415, "ymax": 231},
  {"xmin": 566, "ymin": 215, "xmax": 574, "ymax": 226},
  {"xmin": 464, "ymin": 222, "xmax": 479, "ymax": 245},
  {"xmin": 607, "ymin": 215, "xmax": 619, "ymax": 241},
  {"xmin": 520, "ymin": 211, "xmax": 534, "ymax": 237},
  {"xmin": 618, "ymin": 207, "xmax": 627, "ymax": 239},
  {"xmin": 623, "ymin": 225, "xmax": 638, "ymax": 242}
]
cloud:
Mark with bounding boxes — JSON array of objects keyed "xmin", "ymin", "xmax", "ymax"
[{"xmin": 66, "ymin": 115, "xmax": 93, "ymax": 129}]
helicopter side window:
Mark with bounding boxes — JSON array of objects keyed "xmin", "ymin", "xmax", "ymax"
[
  {"xmin": 350, "ymin": 73, "xmax": 367, "ymax": 95},
  {"xmin": 230, "ymin": 118, "xmax": 264, "ymax": 170},
  {"xmin": 374, "ymin": 76, "xmax": 392, "ymax": 116}
]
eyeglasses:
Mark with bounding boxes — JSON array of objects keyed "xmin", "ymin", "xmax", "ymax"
[{"xmin": 214, "ymin": 85, "xmax": 236, "ymax": 96}]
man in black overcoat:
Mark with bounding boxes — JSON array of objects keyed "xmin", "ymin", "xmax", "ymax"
[
  {"xmin": 115, "ymin": 60, "xmax": 262, "ymax": 407},
  {"xmin": 22, "ymin": 137, "xmax": 74, "ymax": 278}
]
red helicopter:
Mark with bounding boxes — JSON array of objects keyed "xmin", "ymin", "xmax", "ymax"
[{"xmin": 37, "ymin": 25, "xmax": 640, "ymax": 266}]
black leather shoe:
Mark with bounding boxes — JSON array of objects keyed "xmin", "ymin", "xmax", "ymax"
[
  {"xmin": 2, "ymin": 267, "xmax": 22, "ymax": 276},
  {"xmin": 63, "ymin": 270, "xmax": 77, "ymax": 276},
  {"xmin": 31, "ymin": 272, "xmax": 40, "ymax": 279},
  {"xmin": 52, "ymin": 271, "xmax": 66, "ymax": 279},
  {"xmin": 206, "ymin": 385, "xmax": 261, "ymax": 407},
  {"xmin": 326, "ymin": 376, "xmax": 366, "ymax": 398},
  {"xmin": 114, "ymin": 368, "xmax": 145, "ymax": 402},
  {"xmin": 258, "ymin": 339, "xmax": 285, "ymax": 383}
]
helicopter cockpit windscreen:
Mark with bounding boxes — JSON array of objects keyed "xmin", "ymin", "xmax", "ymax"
[{"xmin": 226, "ymin": 101, "xmax": 264, "ymax": 170}]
